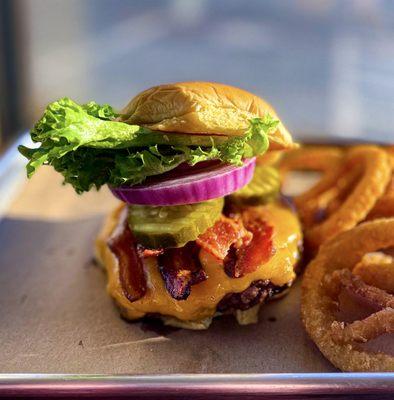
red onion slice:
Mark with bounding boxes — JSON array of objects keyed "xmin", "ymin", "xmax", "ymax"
[{"xmin": 110, "ymin": 158, "xmax": 256, "ymax": 206}]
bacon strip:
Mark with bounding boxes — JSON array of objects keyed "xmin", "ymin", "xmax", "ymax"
[
  {"xmin": 108, "ymin": 210, "xmax": 147, "ymax": 302},
  {"xmin": 196, "ymin": 216, "xmax": 252, "ymax": 260},
  {"xmin": 224, "ymin": 210, "xmax": 274, "ymax": 278},
  {"xmin": 158, "ymin": 242, "xmax": 207, "ymax": 300}
]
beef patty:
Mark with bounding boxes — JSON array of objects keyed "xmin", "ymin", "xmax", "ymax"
[{"xmin": 217, "ymin": 280, "xmax": 288, "ymax": 313}]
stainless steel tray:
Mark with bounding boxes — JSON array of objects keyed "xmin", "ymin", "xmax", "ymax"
[
  {"xmin": 0, "ymin": 134, "xmax": 393, "ymax": 398},
  {"xmin": 1, "ymin": 373, "xmax": 394, "ymax": 398}
]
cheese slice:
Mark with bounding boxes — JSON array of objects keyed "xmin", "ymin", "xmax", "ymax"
[{"xmin": 97, "ymin": 201, "xmax": 302, "ymax": 322}]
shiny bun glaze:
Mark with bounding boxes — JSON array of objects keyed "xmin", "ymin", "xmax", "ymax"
[
  {"xmin": 118, "ymin": 81, "xmax": 295, "ymax": 150},
  {"xmin": 95, "ymin": 201, "xmax": 302, "ymax": 329}
]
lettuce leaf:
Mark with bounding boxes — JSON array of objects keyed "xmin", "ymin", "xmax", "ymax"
[{"xmin": 19, "ymin": 98, "xmax": 277, "ymax": 194}]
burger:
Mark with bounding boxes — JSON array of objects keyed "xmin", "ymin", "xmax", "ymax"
[{"xmin": 20, "ymin": 81, "xmax": 302, "ymax": 329}]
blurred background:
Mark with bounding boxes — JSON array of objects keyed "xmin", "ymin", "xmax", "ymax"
[{"xmin": 1, "ymin": 0, "xmax": 394, "ymax": 150}]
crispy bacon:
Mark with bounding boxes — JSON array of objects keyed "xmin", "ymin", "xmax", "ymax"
[
  {"xmin": 108, "ymin": 210, "xmax": 147, "ymax": 302},
  {"xmin": 158, "ymin": 242, "xmax": 207, "ymax": 300},
  {"xmin": 224, "ymin": 210, "xmax": 274, "ymax": 278},
  {"xmin": 196, "ymin": 216, "xmax": 252, "ymax": 260}
]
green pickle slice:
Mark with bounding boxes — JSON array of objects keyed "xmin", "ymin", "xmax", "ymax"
[
  {"xmin": 128, "ymin": 197, "xmax": 224, "ymax": 249},
  {"xmin": 230, "ymin": 165, "xmax": 280, "ymax": 205}
]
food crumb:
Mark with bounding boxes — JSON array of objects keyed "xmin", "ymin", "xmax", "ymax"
[
  {"xmin": 78, "ymin": 340, "xmax": 84, "ymax": 348},
  {"xmin": 84, "ymin": 257, "xmax": 100, "ymax": 270}
]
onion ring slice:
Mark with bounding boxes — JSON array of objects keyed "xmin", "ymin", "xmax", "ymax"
[
  {"xmin": 280, "ymin": 146, "xmax": 392, "ymax": 251},
  {"xmin": 279, "ymin": 146, "xmax": 344, "ymax": 206},
  {"xmin": 301, "ymin": 218, "xmax": 394, "ymax": 372},
  {"xmin": 326, "ymin": 270, "xmax": 394, "ymax": 344},
  {"xmin": 353, "ymin": 252, "xmax": 394, "ymax": 294},
  {"xmin": 331, "ymin": 308, "xmax": 394, "ymax": 344},
  {"xmin": 305, "ymin": 146, "xmax": 391, "ymax": 249},
  {"xmin": 366, "ymin": 149, "xmax": 394, "ymax": 220}
]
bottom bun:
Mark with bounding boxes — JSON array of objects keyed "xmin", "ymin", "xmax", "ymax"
[
  {"xmin": 95, "ymin": 200, "xmax": 301, "ymax": 329},
  {"xmin": 159, "ymin": 306, "xmax": 261, "ymax": 330}
]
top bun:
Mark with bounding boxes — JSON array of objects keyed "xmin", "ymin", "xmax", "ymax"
[{"xmin": 119, "ymin": 82, "xmax": 295, "ymax": 150}]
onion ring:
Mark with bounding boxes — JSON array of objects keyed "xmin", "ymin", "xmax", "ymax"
[
  {"xmin": 256, "ymin": 150, "xmax": 283, "ymax": 167},
  {"xmin": 326, "ymin": 270, "xmax": 394, "ymax": 344},
  {"xmin": 331, "ymin": 307, "xmax": 394, "ymax": 344},
  {"xmin": 279, "ymin": 146, "xmax": 345, "ymax": 206},
  {"xmin": 299, "ymin": 165, "xmax": 361, "ymax": 231},
  {"xmin": 280, "ymin": 146, "xmax": 392, "ymax": 251},
  {"xmin": 279, "ymin": 146, "xmax": 344, "ymax": 173},
  {"xmin": 301, "ymin": 218, "xmax": 394, "ymax": 371},
  {"xmin": 366, "ymin": 148, "xmax": 394, "ymax": 220},
  {"xmin": 304, "ymin": 146, "xmax": 391, "ymax": 249},
  {"xmin": 353, "ymin": 252, "xmax": 394, "ymax": 294},
  {"xmin": 325, "ymin": 268, "xmax": 394, "ymax": 311}
]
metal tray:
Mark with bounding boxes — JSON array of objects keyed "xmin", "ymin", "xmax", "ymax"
[
  {"xmin": 1, "ymin": 373, "xmax": 394, "ymax": 398},
  {"xmin": 0, "ymin": 134, "xmax": 393, "ymax": 398}
]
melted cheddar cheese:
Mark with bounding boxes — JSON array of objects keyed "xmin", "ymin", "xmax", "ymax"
[{"xmin": 98, "ymin": 202, "xmax": 302, "ymax": 322}]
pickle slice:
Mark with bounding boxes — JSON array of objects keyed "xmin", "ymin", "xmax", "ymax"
[
  {"xmin": 128, "ymin": 198, "xmax": 224, "ymax": 249},
  {"xmin": 230, "ymin": 165, "xmax": 280, "ymax": 205}
]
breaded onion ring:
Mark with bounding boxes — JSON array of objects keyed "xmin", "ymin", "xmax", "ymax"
[
  {"xmin": 326, "ymin": 270, "xmax": 394, "ymax": 344},
  {"xmin": 279, "ymin": 146, "xmax": 345, "ymax": 206},
  {"xmin": 366, "ymin": 149, "xmax": 394, "ymax": 220},
  {"xmin": 353, "ymin": 252, "xmax": 394, "ymax": 294},
  {"xmin": 256, "ymin": 150, "xmax": 284, "ymax": 167},
  {"xmin": 331, "ymin": 308, "xmax": 394, "ymax": 344},
  {"xmin": 280, "ymin": 146, "xmax": 392, "ymax": 250},
  {"xmin": 305, "ymin": 146, "xmax": 391, "ymax": 249},
  {"xmin": 326, "ymin": 268, "xmax": 394, "ymax": 311},
  {"xmin": 301, "ymin": 218, "xmax": 394, "ymax": 372},
  {"xmin": 279, "ymin": 146, "xmax": 343, "ymax": 173}
]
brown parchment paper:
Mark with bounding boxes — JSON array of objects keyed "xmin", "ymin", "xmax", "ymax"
[{"xmin": 0, "ymin": 168, "xmax": 335, "ymax": 373}]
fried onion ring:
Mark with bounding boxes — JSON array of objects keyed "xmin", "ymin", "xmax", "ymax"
[
  {"xmin": 325, "ymin": 268, "xmax": 394, "ymax": 311},
  {"xmin": 256, "ymin": 150, "xmax": 284, "ymax": 167},
  {"xmin": 279, "ymin": 146, "xmax": 343, "ymax": 174},
  {"xmin": 301, "ymin": 218, "xmax": 394, "ymax": 371},
  {"xmin": 331, "ymin": 308, "xmax": 394, "ymax": 344},
  {"xmin": 280, "ymin": 146, "xmax": 392, "ymax": 250},
  {"xmin": 326, "ymin": 270, "xmax": 394, "ymax": 344},
  {"xmin": 366, "ymin": 149, "xmax": 394, "ymax": 220},
  {"xmin": 304, "ymin": 146, "xmax": 391, "ymax": 249},
  {"xmin": 353, "ymin": 252, "xmax": 394, "ymax": 294},
  {"xmin": 279, "ymin": 146, "xmax": 345, "ymax": 207}
]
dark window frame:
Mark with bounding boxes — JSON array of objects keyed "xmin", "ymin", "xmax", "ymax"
[{"xmin": 0, "ymin": 0, "xmax": 27, "ymax": 149}]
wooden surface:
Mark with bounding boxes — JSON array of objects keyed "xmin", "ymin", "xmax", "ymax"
[{"xmin": 0, "ymin": 168, "xmax": 336, "ymax": 374}]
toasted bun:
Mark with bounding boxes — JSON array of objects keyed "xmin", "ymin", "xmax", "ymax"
[
  {"xmin": 119, "ymin": 81, "xmax": 295, "ymax": 150},
  {"xmin": 95, "ymin": 201, "xmax": 302, "ymax": 329}
]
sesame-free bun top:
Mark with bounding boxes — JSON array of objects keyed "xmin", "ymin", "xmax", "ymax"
[{"xmin": 119, "ymin": 82, "xmax": 295, "ymax": 150}]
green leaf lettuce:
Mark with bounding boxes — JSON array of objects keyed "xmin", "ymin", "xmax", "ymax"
[{"xmin": 19, "ymin": 98, "xmax": 278, "ymax": 194}]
